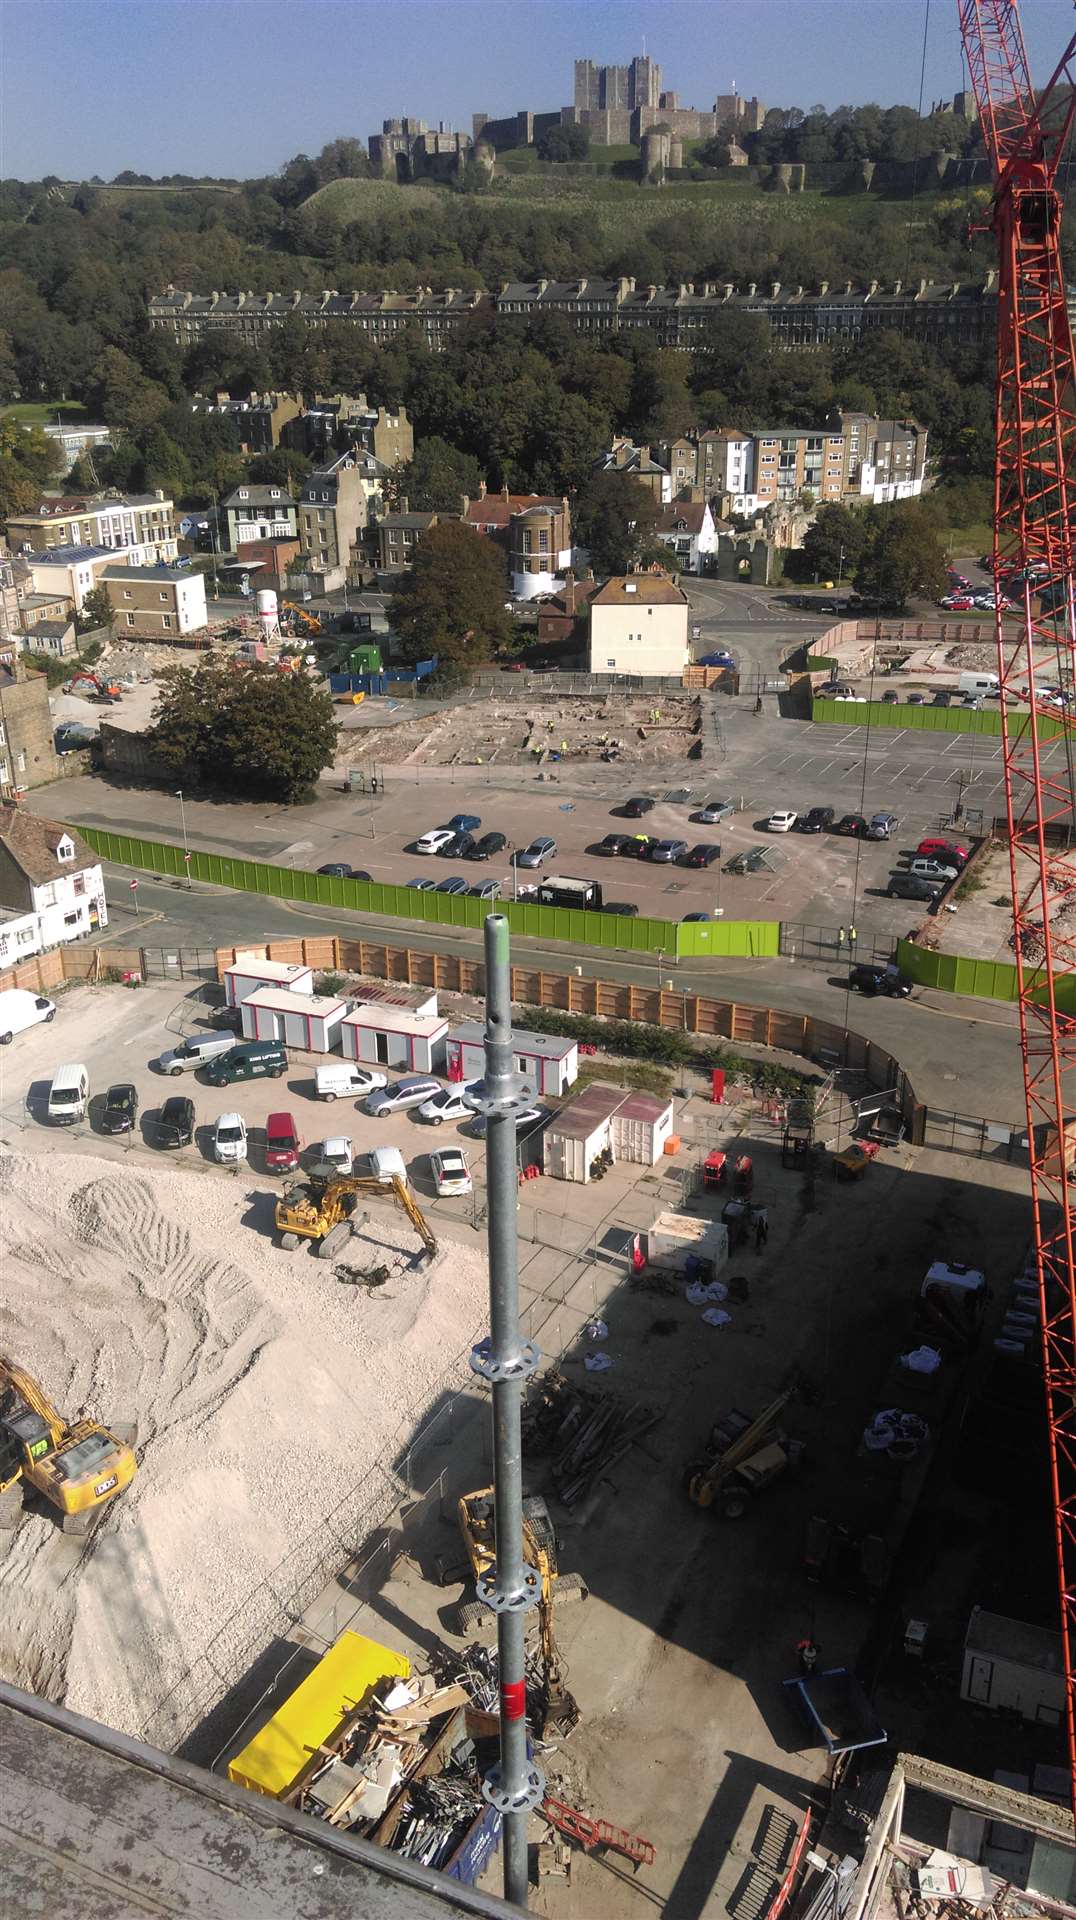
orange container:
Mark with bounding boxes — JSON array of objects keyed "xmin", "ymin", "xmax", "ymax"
[{"xmin": 663, "ymin": 1134, "xmax": 681, "ymax": 1156}]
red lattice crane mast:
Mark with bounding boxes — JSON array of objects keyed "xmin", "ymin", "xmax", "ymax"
[{"xmin": 957, "ymin": 0, "xmax": 1076, "ymax": 1805}]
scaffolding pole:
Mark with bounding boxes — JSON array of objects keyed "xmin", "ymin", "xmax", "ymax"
[{"xmin": 467, "ymin": 914, "xmax": 544, "ymax": 1908}]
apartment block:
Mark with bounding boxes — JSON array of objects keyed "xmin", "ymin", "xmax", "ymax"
[
  {"xmin": 15, "ymin": 545, "xmax": 122, "ymax": 614},
  {"xmin": 102, "ymin": 565, "xmax": 207, "ymax": 638},
  {"xmin": 148, "ymin": 287, "xmax": 485, "ymax": 353},
  {"xmin": 5, "ymin": 491, "xmax": 177, "ymax": 566},
  {"xmin": 189, "ymin": 391, "xmax": 303, "ymax": 453},
  {"xmin": 377, "ymin": 510, "xmax": 438, "ymax": 573},
  {"xmin": 697, "ymin": 430, "xmax": 754, "ymax": 509},
  {"xmin": 298, "ymin": 454, "xmax": 369, "ymax": 572}
]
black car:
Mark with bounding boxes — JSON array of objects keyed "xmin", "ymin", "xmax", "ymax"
[
  {"xmin": 602, "ymin": 901, "xmax": 639, "ymax": 917},
  {"xmin": 596, "ymin": 833, "xmax": 631, "ymax": 856},
  {"xmin": 849, "ymin": 964, "xmax": 912, "ymax": 998},
  {"xmin": 683, "ymin": 843, "xmax": 721, "ymax": 868},
  {"xmin": 443, "ymin": 830, "xmax": 476, "ymax": 859},
  {"xmin": 101, "ymin": 1083, "xmax": 139, "ymax": 1134},
  {"xmin": 467, "ymin": 831, "xmax": 507, "ymax": 861},
  {"xmin": 836, "ymin": 814, "xmax": 867, "ymax": 837},
  {"xmin": 887, "ymin": 872, "xmax": 943, "ymax": 902},
  {"xmin": 799, "ymin": 806, "xmax": 836, "ymax": 833},
  {"xmin": 157, "ymin": 1094, "xmax": 195, "ymax": 1147},
  {"xmin": 621, "ymin": 796, "xmax": 655, "ymax": 818},
  {"xmin": 619, "ymin": 835, "xmax": 654, "ymax": 858},
  {"xmin": 350, "ymin": 868, "xmax": 371, "ymax": 882},
  {"xmin": 317, "ymin": 862, "xmax": 351, "ymax": 878}
]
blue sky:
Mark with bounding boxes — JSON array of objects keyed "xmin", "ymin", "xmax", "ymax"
[{"xmin": 0, "ymin": 0, "xmax": 1069, "ymax": 180}]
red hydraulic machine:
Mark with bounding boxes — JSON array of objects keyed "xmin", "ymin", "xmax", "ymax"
[{"xmin": 957, "ymin": 0, "xmax": 1076, "ymax": 1808}]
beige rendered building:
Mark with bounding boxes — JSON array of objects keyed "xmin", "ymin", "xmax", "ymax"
[
  {"xmin": 298, "ymin": 454, "xmax": 369, "ymax": 572},
  {"xmin": 102, "ymin": 565, "xmax": 207, "ymax": 637},
  {"xmin": 587, "ymin": 575, "xmax": 689, "ymax": 676}
]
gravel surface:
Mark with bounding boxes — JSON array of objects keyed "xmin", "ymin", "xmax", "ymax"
[{"xmin": 0, "ymin": 1146, "xmax": 489, "ymax": 1741}]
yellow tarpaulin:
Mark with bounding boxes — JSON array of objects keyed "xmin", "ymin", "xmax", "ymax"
[{"xmin": 228, "ymin": 1629, "xmax": 411, "ymax": 1799}]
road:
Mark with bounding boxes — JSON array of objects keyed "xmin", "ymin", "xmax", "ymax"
[{"xmin": 96, "ymin": 868, "xmax": 1025, "ymax": 1121}]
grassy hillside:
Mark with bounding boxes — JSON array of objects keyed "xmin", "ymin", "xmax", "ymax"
[{"xmin": 301, "ymin": 175, "xmax": 441, "ymax": 219}]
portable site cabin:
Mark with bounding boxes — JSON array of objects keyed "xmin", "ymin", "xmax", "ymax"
[
  {"xmin": 543, "ymin": 1083, "xmax": 674, "ymax": 1183},
  {"xmin": 341, "ymin": 1002, "xmax": 448, "ymax": 1073},
  {"xmin": 646, "ymin": 1210, "xmax": 730, "ymax": 1277},
  {"xmin": 224, "ymin": 955, "xmax": 314, "ymax": 1005},
  {"xmin": 961, "ymin": 1607, "xmax": 1065, "ymax": 1726},
  {"xmin": 348, "ymin": 981, "xmax": 440, "ymax": 1019},
  {"xmin": 446, "ymin": 1020, "xmax": 577, "ymax": 1097},
  {"xmin": 240, "ymin": 988, "xmax": 346, "ymax": 1053},
  {"xmin": 227, "ymin": 1629, "xmax": 410, "ymax": 1803}
]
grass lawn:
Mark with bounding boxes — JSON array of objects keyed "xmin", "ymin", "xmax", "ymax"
[
  {"xmin": 2, "ymin": 400, "xmax": 86, "ymax": 426},
  {"xmin": 300, "ymin": 176, "xmax": 441, "ymax": 219}
]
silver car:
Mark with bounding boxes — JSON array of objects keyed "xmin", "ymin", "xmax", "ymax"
[{"xmin": 365, "ymin": 1075, "xmax": 443, "ymax": 1118}]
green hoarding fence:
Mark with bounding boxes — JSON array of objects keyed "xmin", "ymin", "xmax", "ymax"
[
  {"xmin": 896, "ymin": 937, "xmax": 1076, "ymax": 1012},
  {"xmin": 813, "ymin": 698, "xmax": 1067, "ymax": 741},
  {"xmin": 77, "ymin": 825, "xmax": 781, "ymax": 962}
]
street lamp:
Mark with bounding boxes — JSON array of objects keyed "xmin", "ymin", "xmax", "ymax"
[{"xmin": 175, "ymin": 789, "xmax": 192, "ymax": 888}]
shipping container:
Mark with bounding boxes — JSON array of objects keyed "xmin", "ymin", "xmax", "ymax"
[{"xmin": 227, "ymin": 1630, "xmax": 411, "ymax": 1802}]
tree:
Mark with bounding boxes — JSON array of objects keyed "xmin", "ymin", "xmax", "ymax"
[
  {"xmin": 389, "ymin": 522, "xmax": 512, "ymax": 664},
  {"xmin": 854, "ymin": 503, "xmax": 947, "ymax": 606},
  {"xmin": 79, "ymin": 585, "xmax": 115, "ymax": 638},
  {"xmin": 151, "ymin": 660, "xmax": 336, "ymax": 802},
  {"xmin": 247, "ymin": 449, "xmax": 310, "ymax": 488},
  {"xmin": 575, "ymin": 470, "xmax": 660, "ymax": 576},
  {"xmin": 400, "ymin": 436, "xmax": 482, "ymax": 513},
  {"xmin": 696, "ymin": 136, "xmax": 734, "ymax": 168},
  {"xmin": 800, "ymin": 503, "xmax": 868, "ymax": 582},
  {"xmin": 537, "ymin": 124, "xmax": 590, "ymax": 163}
]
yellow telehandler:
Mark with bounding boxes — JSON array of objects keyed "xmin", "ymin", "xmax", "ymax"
[
  {"xmin": 275, "ymin": 1172, "xmax": 437, "ymax": 1262},
  {"xmin": 0, "ymin": 1355, "xmax": 137, "ymax": 1536}
]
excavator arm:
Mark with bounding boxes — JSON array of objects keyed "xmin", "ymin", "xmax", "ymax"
[
  {"xmin": 0, "ymin": 1355, "xmax": 65, "ymax": 1441},
  {"xmin": 276, "ymin": 1174, "xmax": 437, "ymax": 1259}
]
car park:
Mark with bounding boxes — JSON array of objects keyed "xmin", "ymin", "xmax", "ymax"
[
  {"xmin": 156, "ymin": 1095, "xmax": 195, "ymax": 1148},
  {"xmin": 917, "ymin": 837, "xmax": 968, "ymax": 863},
  {"xmin": 849, "ymin": 964, "xmax": 912, "ymax": 998},
  {"xmin": 683, "ymin": 843, "xmax": 721, "ymax": 868},
  {"xmin": 467, "ymin": 832, "xmax": 507, "ymax": 860},
  {"xmin": 316, "ymin": 1136, "xmax": 354, "ymax": 1177},
  {"xmin": 415, "ymin": 828, "xmax": 455, "ymax": 855},
  {"xmin": 447, "ymin": 814, "xmax": 481, "ymax": 833},
  {"xmin": 650, "ymin": 838, "xmax": 688, "ymax": 863},
  {"xmin": 866, "ymin": 813, "xmax": 899, "ymax": 840},
  {"xmin": 910, "ymin": 857, "xmax": 960, "ymax": 882},
  {"xmin": 101, "ymin": 1083, "xmax": 139, "ymax": 1134},
  {"xmin": 694, "ymin": 800, "xmax": 735, "ymax": 824},
  {"xmin": 213, "ymin": 1113, "xmax": 248, "ymax": 1164},
  {"xmin": 365, "ymin": 1076, "xmax": 443, "ymax": 1118},
  {"xmin": 887, "ymin": 872, "xmax": 944, "ymax": 902},
  {"xmin": 317, "ymin": 863, "xmax": 352, "ymax": 878},
  {"xmin": 265, "ymin": 1111, "xmax": 303, "ymax": 1171},
  {"xmin": 514, "ymin": 837, "xmax": 556, "ymax": 868},
  {"xmin": 621, "ymin": 797, "xmax": 655, "ymax": 818},
  {"xmin": 430, "ymin": 1148, "xmax": 472, "ymax": 1197},
  {"xmin": 798, "ymin": 806, "xmax": 835, "ymax": 833},
  {"xmin": 768, "ymin": 810, "xmax": 798, "ymax": 833},
  {"xmin": 436, "ymin": 876, "xmax": 470, "ymax": 895},
  {"xmin": 0, "ymin": 988, "xmax": 56, "ymax": 1043},
  {"xmin": 597, "ymin": 833, "xmax": 631, "ymax": 856},
  {"xmin": 316, "ymin": 1062, "xmax": 386, "ymax": 1101},
  {"xmin": 471, "ymin": 880, "xmax": 501, "ymax": 899},
  {"xmin": 418, "ymin": 1085, "xmax": 479, "ymax": 1126},
  {"xmin": 837, "ymin": 814, "xmax": 867, "ymax": 836}
]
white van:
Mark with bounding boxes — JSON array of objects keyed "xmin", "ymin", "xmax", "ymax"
[
  {"xmin": 0, "ymin": 988, "xmax": 56, "ymax": 1044},
  {"xmin": 315, "ymin": 1062, "xmax": 387, "ymax": 1101},
  {"xmin": 48, "ymin": 1063, "xmax": 89, "ymax": 1125},
  {"xmin": 958, "ymin": 671, "xmax": 999, "ymax": 697},
  {"xmin": 157, "ymin": 1032, "xmax": 235, "ymax": 1076}
]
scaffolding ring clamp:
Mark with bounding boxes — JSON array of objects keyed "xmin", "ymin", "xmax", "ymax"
[
  {"xmin": 469, "ymin": 1336, "xmax": 541, "ymax": 1384},
  {"xmin": 462, "ymin": 1070, "xmax": 536, "ymax": 1119},
  {"xmin": 482, "ymin": 1762, "xmax": 546, "ymax": 1816},
  {"xmin": 477, "ymin": 1565, "xmax": 541, "ymax": 1615}
]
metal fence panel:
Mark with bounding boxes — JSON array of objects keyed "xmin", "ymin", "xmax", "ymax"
[{"xmin": 812, "ymin": 697, "xmax": 1064, "ymax": 742}]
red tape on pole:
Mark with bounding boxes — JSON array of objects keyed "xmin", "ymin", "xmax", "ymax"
[{"xmin": 501, "ymin": 1679, "xmax": 526, "ymax": 1721}]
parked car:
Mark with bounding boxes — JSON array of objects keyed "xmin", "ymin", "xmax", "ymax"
[
  {"xmin": 316, "ymin": 1136, "xmax": 354, "ymax": 1177},
  {"xmin": 365, "ymin": 1076, "xmax": 443, "ymax": 1118},
  {"xmin": 849, "ymin": 964, "xmax": 912, "ymax": 998},
  {"xmin": 881, "ymin": 690, "xmax": 899, "ymax": 703},
  {"xmin": 418, "ymin": 1084, "xmax": 479, "ymax": 1126},
  {"xmin": 467, "ymin": 832, "xmax": 507, "ymax": 860},
  {"xmin": 602, "ymin": 901, "xmax": 639, "ymax": 916},
  {"xmin": 905, "ymin": 693, "xmax": 926, "ymax": 705},
  {"xmin": 415, "ymin": 828, "xmax": 455, "ymax": 855},
  {"xmin": 837, "ymin": 814, "xmax": 867, "ymax": 836},
  {"xmin": 650, "ymin": 838, "xmax": 689, "ymax": 863},
  {"xmin": 597, "ymin": 833, "xmax": 631, "ymax": 856},
  {"xmin": 697, "ymin": 650, "xmax": 736, "ymax": 669},
  {"xmin": 436, "ymin": 876, "xmax": 470, "ymax": 895},
  {"xmin": 917, "ymin": 837, "xmax": 969, "ymax": 864},
  {"xmin": 213, "ymin": 1112, "xmax": 248, "ymax": 1164},
  {"xmin": 866, "ymin": 813, "xmax": 899, "ymax": 840},
  {"xmin": 317, "ymin": 862, "xmax": 351, "ymax": 878},
  {"xmin": 101, "ymin": 1083, "xmax": 139, "ymax": 1134},
  {"xmin": 158, "ymin": 1032, "xmax": 234, "ymax": 1076},
  {"xmin": 407, "ymin": 877, "xmax": 437, "ymax": 891},
  {"xmin": 156, "ymin": 1094, "xmax": 195, "ymax": 1148},
  {"xmin": 620, "ymin": 835, "xmax": 653, "ymax": 858},
  {"xmin": 469, "ymin": 1104, "xmax": 547, "ymax": 1138},
  {"xmin": 683, "ymin": 843, "xmax": 722, "ymax": 868},
  {"xmin": 694, "ymin": 800, "xmax": 735, "ymax": 824},
  {"xmin": 887, "ymin": 872, "xmax": 944, "ymax": 902},
  {"xmin": 0, "ymin": 988, "xmax": 56, "ymax": 1044},
  {"xmin": 940, "ymin": 595, "xmax": 974, "ymax": 612},
  {"xmin": 514, "ymin": 837, "xmax": 557, "ymax": 868},
  {"xmin": 621, "ymin": 796, "xmax": 655, "ymax": 818},
  {"xmin": 349, "ymin": 869, "xmax": 372, "ymax": 882},
  {"xmin": 910, "ymin": 857, "xmax": 960, "ymax": 882},
  {"xmin": 265, "ymin": 1111, "xmax": 303, "ymax": 1171},
  {"xmin": 471, "ymin": 880, "xmax": 501, "ymax": 899},
  {"xmin": 443, "ymin": 831, "xmax": 475, "ymax": 859},
  {"xmin": 768, "ymin": 809, "xmax": 798, "ymax": 833},
  {"xmin": 447, "ymin": 813, "xmax": 481, "ymax": 833},
  {"xmin": 430, "ymin": 1148, "xmax": 472, "ymax": 1197},
  {"xmin": 799, "ymin": 806, "xmax": 835, "ymax": 833},
  {"xmin": 683, "ymin": 912, "xmax": 713, "ymax": 922},
  {"xmin": 316, "ymin": 1063, "xmax": 387, "ymax": 1101}
]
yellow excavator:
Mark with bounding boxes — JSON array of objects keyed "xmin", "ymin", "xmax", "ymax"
[
  {"xmin": 456, "ymin": 1487, "xmax": 587, "ymax": 1731},
  {"xmin": 0, "ymin": 1356, "xmax": 137, "ymax": 1536},
  {"xmin": 275, "ymin": 1173, "xmax": 437, "ymax": 1262}
]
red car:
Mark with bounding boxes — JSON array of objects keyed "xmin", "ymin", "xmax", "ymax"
[
  {"xmin": 940, "ymin": 595, "xmax": 975, "ymax": 611},
  {"xmin": 265, "ymin": 1110, "xmax": 302, "ymax": 1172},
  {"xmin": 917, "ymin": 837, "xmax": 969, "ymax": 864}
]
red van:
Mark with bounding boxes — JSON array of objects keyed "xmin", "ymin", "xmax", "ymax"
[{"xmin": 265, "ymin": 1111, "xmax": 302, "ymax": 1172}]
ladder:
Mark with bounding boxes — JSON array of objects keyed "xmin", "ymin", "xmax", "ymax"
[{"xmin": 541, "ymin": 1794, "xmax": 656, "ymax": 1867}]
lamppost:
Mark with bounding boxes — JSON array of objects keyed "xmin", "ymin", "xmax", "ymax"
[{"xmin": 176, "ymin": 790, "xmax": 192, "ymax": 888}]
